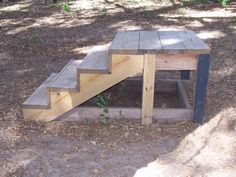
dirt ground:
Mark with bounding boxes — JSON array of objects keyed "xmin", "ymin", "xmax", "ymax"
[{"xmin": 0, "ymin": 0, "xmax": 236, "ymax": 176}]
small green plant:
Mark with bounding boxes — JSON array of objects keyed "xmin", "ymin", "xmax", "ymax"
[
  {"xmin": 61, "ymin": 2, "xmax": 70, "ymax": 12},
  {"xmin": 29, "ymin": 35, "xmax": 38, "ymax": 44},
  {"xmin": 218, "ymin": 0, "xmax": 230, "ymax": 6},
  {"xmin": 96, "ymin": 94, "xmax": 109, "ymax": 124}
]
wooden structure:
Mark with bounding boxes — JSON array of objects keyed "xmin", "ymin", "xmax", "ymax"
[{"xmin": 23, "ymin": 30, "xmax": 211, "ymax": 125}]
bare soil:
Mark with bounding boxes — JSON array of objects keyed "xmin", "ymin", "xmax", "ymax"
[{"xmin": 0, "ymin": 0, "xmax": 236, "ymax": 177}]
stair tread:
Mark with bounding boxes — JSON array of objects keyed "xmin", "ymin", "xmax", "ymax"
[
  {"xmin": 49, "ymin": 60, "xmax": 82, "ymax": 91},
  {"xmin": 23, "ymin": 73, "xmax": 57, "ymax": 109},
  {"xmin": 49, "ymin": 45, "xmax": 109, "ymax": 91},
  {"xmin": 78, "ymin": 44, "xmax": 109, "ymax": 73}
]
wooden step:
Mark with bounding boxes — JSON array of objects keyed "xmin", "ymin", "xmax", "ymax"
[
  {"xmin": 49, "ymin": 45, "xmax": 109, "ymax": 92},
  {"xmin": 78, "ymin": 44, "xmax": 110, "ymax": 73},
  {"xmin": 23, "ymin": 73, "xmax": 58, "ymax": 109},
  {"xmin": 23, "ymin": 54, "xmax": 144, "ymax": 122},
  {"xmin": 49, "ymin": 60, "xmax": 82, "ymax": 92}
]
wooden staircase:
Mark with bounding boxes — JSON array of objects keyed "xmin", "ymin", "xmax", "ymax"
[
  {"xmin": 23, "ymin": 30, "xmax": 210, "ymax": 124},
  {"xmin": 23, "ymin": 44, "xmax": 144, "ymax": 122}
]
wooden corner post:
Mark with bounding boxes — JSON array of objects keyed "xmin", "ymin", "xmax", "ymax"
[
  {"xmin": 193, "ymin": 54, "xmax": 210, "ymax": 124},
  {"xmin": 181, "ymin": 70, "xmax": 190, "ymax": 80},
  {"xmin": 142, "ymin": 54, "xmax": 156, "ymax": 125}
]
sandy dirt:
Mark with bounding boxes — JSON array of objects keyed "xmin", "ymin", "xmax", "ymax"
[{"xmin": 0, "ymin": 0, "xmax": 236, "ymax": 176}]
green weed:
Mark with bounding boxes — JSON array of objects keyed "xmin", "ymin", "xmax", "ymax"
[
  {"xmin": 218, "ymin": 0, "xmax": 230, "ymax": 6},
  {"xmin": 61, "ymin": 2, "xmax": 70, "ymax": 12},
  {"xmin": 29, "ymin": 35, "xmax": 38, "ymax": 44},
  {"xmin": 96, "ymin": 94, "xmax": 109, "ymax": 124}
]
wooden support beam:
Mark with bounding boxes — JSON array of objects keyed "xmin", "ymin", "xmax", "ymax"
[
  {"xmin": 193, "ymin": 54, "xmax": 210, "ymax": 124},
  {"xmin": 181, "ymin": 70, "xmax": 190, "ymax": 80},
  {"xmin": 123, "ymin": 78, "xmax": 190, "ymax": 93},
  {"xmin": 141, "ymin": 54, "xmax": 156, "ymax": 125},
  {"xmin": 177, "ymin": 80, "xmax": 191, "ymax": 109},
  {"xmin": 156, "ymin": 53, "xmax": 197, "ymax": 70},
  {"xmin": 58, "ymin": 107, "xmax": 192, "ymax": 122}
]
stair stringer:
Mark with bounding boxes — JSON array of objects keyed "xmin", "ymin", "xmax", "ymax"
[{"xmin": 23, "ymin": 54, "xmax": 144, "ymax": 122}]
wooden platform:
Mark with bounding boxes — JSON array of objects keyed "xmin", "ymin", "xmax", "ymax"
[
  {"xmin": 109, "ymin": 30, "xmax": 210, "ymax": 55},
  {"xmin": 23, "ymin": 30, "xmax": 210, "ymax": 125}
]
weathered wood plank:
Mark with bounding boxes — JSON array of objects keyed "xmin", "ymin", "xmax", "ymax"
[
  {"xmin": 78, "ymin": 44, "xmax": 110, "ymax": 73},
  {"xmin": 177, "ymin": 30, "xmax": 210, "ymax": 53},
  {"xmin": 193, "ymin": 54, "xmax": 210, "ymax": 124},
  {"xmin": 49, "ymin": 60, "xmax": 82, "ymax": 92},
  {"xmin": 109, "ymin": 30, "xmax": 210, "ymax": 55},
  {"xmin": 177, "ymin": 30, "xmax": 196, "ymax": 51},
  {"xmin": 57, "ymin": 107, "xmax": 192, "ymax": 122},
  {"xmin": 156, "ymin": 53, "xmax": 197, "ymax": 70},
  {"xmin": 187, "ymin": 30, "xmax": 210, "ymax": 53},
  {"xmin": 142, "ymin": 54, "xmax": 156, "ymax": 125},
  {"xmin": 109, "ymin": 31, "xmax": 140, "ymax": 54},
  {"xmin": 154, "ymin": 108, "xmax": 192, "ymax": 122},
  {"xmin": 23, "ymin": 73, "xmax": 57, "ymax": 109},
  {"xmin": 158, "ymin": 31, "xmax": 186, "ymax": 54},
  {"xmin": 139, "ymin": 31, "xmax": 162, "ymax": 53},
  {"xmin": 124, "ymin": 78, "xmax": 190, "ymax": 93},
  {"xmin": 177, "ymin": 80, "xmax": 191, "ymax": 109}
]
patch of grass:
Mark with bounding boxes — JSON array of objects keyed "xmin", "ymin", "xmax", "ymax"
[
  {"xmin": 96, "ymin": 94, "xmax": 109, "ymax": 124},
  {"xmin": 61, "ymin": 2, "xmax": 70, "ymax": 12},
  {"xmin": 29, "ymin": 35, "xmax": 38, "ymax": 44}
]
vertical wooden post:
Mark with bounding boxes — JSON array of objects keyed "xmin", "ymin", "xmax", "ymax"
[
  {"xmin": 142, "ymin": 54, "xmax": 156, "ymax": 125},
  {"xmin": 181, "ymin": 70, "xmax": 190, "ymax": 80},
  {"xmin": 193, "ymin": 54, "xmax": 210, "ymax": 124}
]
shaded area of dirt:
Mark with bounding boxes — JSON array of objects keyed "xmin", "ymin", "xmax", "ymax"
[
  {"xmin": 82, "ymin": 79, "xmax": 180, "ymax": 108},
  {"xmin": 0, "ymin": 0, "xmax": 236, "ymax": 176}
]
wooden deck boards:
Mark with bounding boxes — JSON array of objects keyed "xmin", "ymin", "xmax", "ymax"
[
  {"xmin": 139, "ymin": 31, "xmax": 162, "ymax": 53},
  {"xmin": 109, "ymin": 31, "xmax": 140, "ymax": 54},
  {"xmin": 109, "ymin": 30, "xmax": 210, "ymax": 55},
  {"xmin": 158, "ymin": 31, "xmax": 187, "ymax": 54}
]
